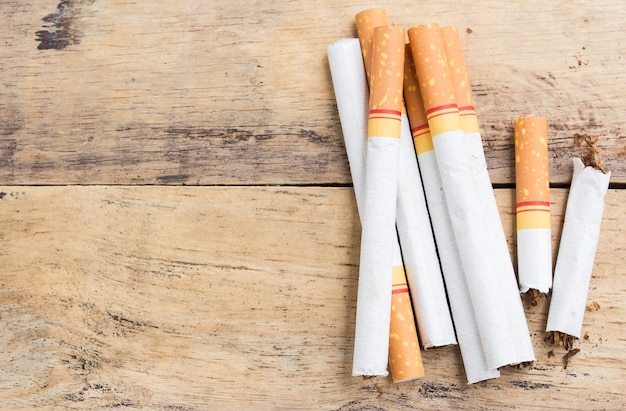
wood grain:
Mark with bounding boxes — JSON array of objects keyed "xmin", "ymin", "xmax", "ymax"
[
  {"xmin": 1, "ymin": 186, "xmax": 624, "ymax": 409},
  {"xmin": 1, "ymin": 1, "xmax": 624, "ymax": 185}
]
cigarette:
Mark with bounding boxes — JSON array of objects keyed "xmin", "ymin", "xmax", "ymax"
[
  {"xmin": 409, "ymin": 23, "xmax": 534, "ymax": 369},
  {"xmin": 389, "ymin": 259, "xmax": 425, "ymax": 382},
  {"xmin": 441, "ymin": 27, "xmax": 535, "ymax": 362},
  {"xmin": 356, "ymin": 9, "xmax": 456, "ymax": 349},
  {"xmin": 440, "ymin": 25, "xmax": 536, "ymax": 365},
  {"xmin": 328, "ymin": 37, "xmax": 423, "ymax": 380},
  {"xmin": 546, "ymin": 157, "xmax": 611, "ymax": 338},
  {"xmin": 514, "ymin": 118, "xmax": 552, "ymax": 293},
  {"xmin": 403, "ymin": 45, "xmax": 499, "ymax": 383},
  {"xmin": 350, "ymin": 25, "xmax": 406, "ymax": 376}
]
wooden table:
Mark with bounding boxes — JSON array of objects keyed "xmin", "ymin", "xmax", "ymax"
[{"xmin": 1, "ymin": 1, "xmax": 624, "ymax": 409}]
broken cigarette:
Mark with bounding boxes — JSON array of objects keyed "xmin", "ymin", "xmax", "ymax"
[
  {"xmin": 403, "ymin": 46, "xmax": 499, "ymax": 384},
  {"xmin": 327, "ymin": 37, "xmax": 423, "ymax": 381},
  {"xmin": 514, "ymin": 117, "xmax": 552, "ymax": 294},
  {"xmin": 409, "ymin": 23, "xmax": 534, "ymax": 369},
  {"xmin": 546, "ymin": 157, "xmax": 611, "ymax": 338}
]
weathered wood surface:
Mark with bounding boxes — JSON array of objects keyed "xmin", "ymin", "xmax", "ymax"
[
  {"xmin": 0, "ymin": 186, "xmax": 624, "ymax": 410},
  {"xmin": 1, "ymin": 1, "xmax": 625, "ymax": 185}
]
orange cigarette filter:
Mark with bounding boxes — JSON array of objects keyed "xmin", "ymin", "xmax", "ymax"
[
  {"xmin": 368, "ymin": 26, "xmax": 406, "ymax": 138},
  {"xmin": 403, "ymin": 44, "xmax": 434, "ymax": 155},
  {"xmin": 440, "ymin": 26, "xmax": 480, "ymax": 134},
  {"xmin": 514, "ymin": 118, "xmax": 550, "ymax": 229},
  {"xmin": 389, "ymin": 266, "xmax": 425, "ymax": 382},
  {"xmin": 407, "ymin": 23, "xmax": 461, "ymax": 136},
  {"xmin": 355, "ymin": 8, "xmax": 389, "ymax": 83}
]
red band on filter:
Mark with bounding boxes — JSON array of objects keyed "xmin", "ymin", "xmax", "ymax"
[
  {"xmin": 403, "ymin": 44, "xmax": 434, "ymax": 154},
  {"xmin": 407, "ymin": 24, "xmax": 462, "ymax": 136},
  {"xmin": 440, "ymin": 26, "xmax": 480, "ymax": 134},
  {"xmin": 368, "ymin": 26, "xmax": 406, "ymax": 139}
]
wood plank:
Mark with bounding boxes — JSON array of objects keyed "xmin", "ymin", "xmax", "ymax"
[
  {"xmin": 0, "ymin": 186, "xmax": 624, "ymax": 409},
  {"xmin": 1, "ymin": 1, "xmax": 624, "ymax": 185}
]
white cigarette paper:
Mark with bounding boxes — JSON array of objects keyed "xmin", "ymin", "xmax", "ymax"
[
  {"xmin": 397, "ymin": 112, "xmax": 457, "ymax": 349},
  {"xmin": 419, "ymin": 148, "xmax": 501, "ymax": 383},
  {"xmin": 546, "ymin": 157, "xmax": 611, "ymax": 338}
]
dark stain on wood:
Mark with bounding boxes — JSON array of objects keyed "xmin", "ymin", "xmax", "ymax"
[
  {"xmin": 64, "ymin": 383, "xmax": 134, "ymax": 406},
  {"xmin": 511, "ymin": 380, "xmax": 554, "ymax": 390},
  {"xmin": 0, "ymin": 138, "xmax": 17, "ymax": 178},
  {"xmin": 420, "ymin": 381, "xmax": 464, "ymax": 400},
  {"xmin": 0, "ymin": 105, "xmax": 24, "ymax": 136},
  {"xmin": 157, "ymin": 174, "xmax": 190, "ymax": 184},
  {"xmin": 35, "ymin": 0, "xmax": 94, "ymax": 50}
]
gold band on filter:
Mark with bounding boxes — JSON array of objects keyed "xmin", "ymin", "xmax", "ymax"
[
  {"xmin": 440, "ymin": 26, "xmax": 480, "ymax": 134},
  {"xmin": 403, "ymin": 44, "xmax": 434, "ymax": 155},
  {"xmin": 389, "ymin": 265, "xmax": 425, "ymax": 382},
  {"xmin": 368, "ymin": 26, "xmax": 406, "ymax": 139},
  {"xmin": 368, "ymin": 109, "xmax": 402, "ymax": 138},
  {"xmin": 514, "ymin": 118, "xmax": 550, "ymax": 230},
  {"xmin": 355, "ymin": 8, "xmax": 388, "ymax": 83},
  {"xmin": 408, "ymin": 24, "xmax": 462, "ymax": 136}
]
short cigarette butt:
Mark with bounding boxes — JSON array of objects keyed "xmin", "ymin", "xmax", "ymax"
[
  {"xmin": 403, "ymin": 44, "xmax": 434, "ymax": 155},
  {"xmin": 514, "ymin": 117, "xmax": 551, "ymax": 293},
  {"xmin": 440, "ymin": 26, "xmax": 479, "ymax": 134},
  {"xmin": 389, "ymin": 265, "xmax": 425, "ymax": 382},
  {"xmin": 355, "ymin": 8, "xmax": 389, "ymax": 82},
  {"xmin": 408, "ymin": 24, "xmax": 462, "ymax": 135}
]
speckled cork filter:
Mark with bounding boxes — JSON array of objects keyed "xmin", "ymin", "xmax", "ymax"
[
  {"xmin": 409, "ymin": 23, "xmax": 535, "ymax": 370},
  {"xmin": 403, "ymin": 46, "xmax": 499, "ymax": 384},
  {"xmin": 514, "ymin": 117, "xmax": 552, "ymax": 294},
  {"xmin": 327, "ymin": 37, "xmax": 423, "ymax": 382},
  {"xmin": 389, "ymin": 266, "xmax": 425, "ymax": 382}
]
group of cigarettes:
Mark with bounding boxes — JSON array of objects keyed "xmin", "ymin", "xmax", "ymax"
[{"xmin": 327, "ymin": 8, "xmax": 611, "ymax": 384}]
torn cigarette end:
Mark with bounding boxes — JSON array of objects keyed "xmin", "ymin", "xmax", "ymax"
[
  {"xmin": 389, "ymin": 266, "xmax": 425, "ymax": 383},
  {"xmin": 549, "ymin": 331, "xmax": 577, "ymax": 351},
  {"xmin": 526, "ymin": 289, "xmax": 546, "ymax": 306},
  {"xmin": 574, "ymin": 133, "xmax": 607, "ymax": 173}
]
